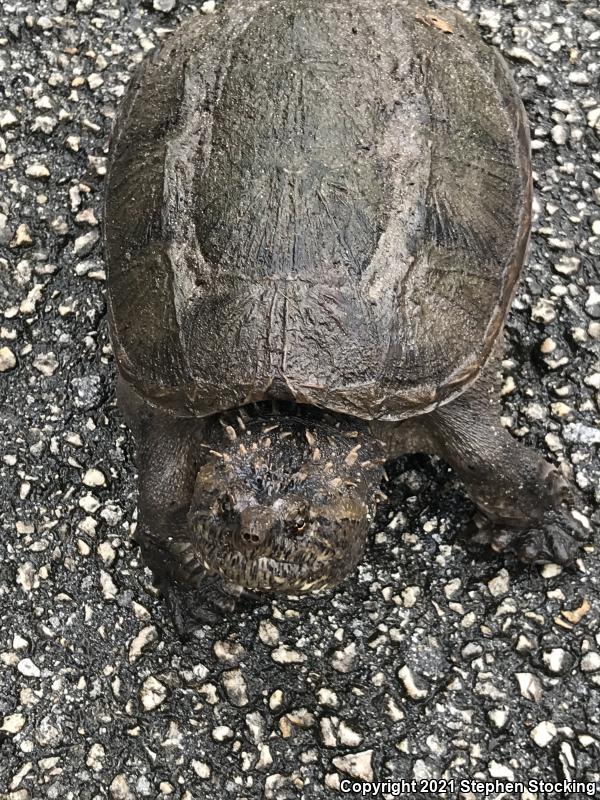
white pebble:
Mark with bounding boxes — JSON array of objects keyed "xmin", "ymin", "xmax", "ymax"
[
  {"xmin": 488, "ymin": 708, "xmax": 508, "ymax": 728},
  {"xmin": 516, "ymin": 672, "xmax": 542, "ymax": 702},
  {"xmin": 0, "ymin": 346, "xmax": 16, "ymax": 371},
  {"xmin": 551, "ymin": 125, "xmax": 568, "ymax": 145},
  {"xmin": 128, "ymin": 626, "xmax": 158, "ymax": 663},
  {"xmin": 140, "ymin": 676, "xmax": 167, "ymax": 711},
  {"xmin": 33, "ymin": 352, "xmax": 58, "ymax": 376},
  {"xmin": 222, "ymin": 669, "xmax": 249, "ymax": 706},
  {"xmin": 568, "ymin": 71, "xmax": 590, "ymax": 85},
  {"xmin": 25, "ymin": 164, "xmax": 50, "ymax": 179},
  {"xmin": 0, "ymin": 110, "xmax": 18, "ymax": 128},
  {"xmin": 83, "ymin": 468, "xmax": 106, "ymax": 487},
  {"xmin": 100, "ymin": 571, "xmax": 118, "ymax": 600},
  {"xmin": 18, "ymin": 658, "xmax": 41, "ymax": 678},
  {"xmin": 530, "ymin": 720, "xmax": 557, "ymax": 747},
  {"xmin": 488, "ymin": 569, "xmax": 509, "ymax": 597},
  {"xmin": 332, "ymin": 750, "xmax": 373, "ymax": 781},
  {"xmin": 543, "ymin": 648, "xmax": 568, "ymax": 674},
  {"xmin": 1, "ymin": 713, "xmax": 26, "ymax": 733},
  {"xmin": 398, "ymin": 665, "xmax": 428, "ymax": 700},
  {"xmin": 581, "ymin": 652, "xmax": 600, "ymax": 672},
  {"xmin": 271, "ymin": 645, "xmax": 306, "ymax": 664},
  {"xmin": 212, "ymin": 725, "xmax": 234, "ymax": 741}
]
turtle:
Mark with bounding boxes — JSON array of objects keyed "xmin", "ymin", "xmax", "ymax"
[{"xmin": 103, "ymin": 0, "xmax": 589, "ymax": 630}]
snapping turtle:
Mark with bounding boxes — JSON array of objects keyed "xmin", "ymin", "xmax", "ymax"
[{"xmin": 104, "ymin": 0, "xmax": 587, "ymax": 628}]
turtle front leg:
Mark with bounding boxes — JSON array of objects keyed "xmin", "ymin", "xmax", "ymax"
[
  {"xmin": 425, "ymin": 365, "xmax": 589, "ymax": 565},
  {"xmin": 118, "ymin": 378, "xmax": 258, "ymax": 636}
]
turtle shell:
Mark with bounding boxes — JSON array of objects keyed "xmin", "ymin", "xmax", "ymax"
[{"xmin": 104, "ymin": 0, "xmax": 531, "ymax": 422}]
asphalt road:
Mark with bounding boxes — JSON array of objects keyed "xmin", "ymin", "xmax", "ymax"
[{"xmin": 0, "ymin": 1, "xmax": 599, "ymax": 799}]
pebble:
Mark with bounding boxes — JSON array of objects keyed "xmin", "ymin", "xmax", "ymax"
[
  {"xmin": 86, "ymin": 743, "xmax": 105, "ymax": 771},
  {"xmin": 258, "ymin": 621, "xmax": 280, "ymax": 646},
  {"xmin": 488, "ymin": 708, "xmax": 508, "ymax": 729},
  {"xmin": 222, "ymin": 669, "xmax": 249, "ymax": 706},
  {"xmin": 478, "ymin": 8, "xmax": 501, "ymax": 29},
  {"xmin": 154, "ymin": 0, "xmax": 176, "ymax": 10},
  {"xmin": 551, "ymin": 402, "xmax": 572, "ymax": 417},
  {"xmin": 551, "ymin": 125, "xmax": 568, "ymax": 145},
  {"xmin": 338, "ymin": 721, "xmax": 363, "ymax": 747},
  {"xmin": 515, "ymin": 672, "xmax": 542, "ymax": 702},
  {"xmin": 555, "ymin": 256, "xmax": 580, "ymax": 275},
  {"xmin": 402, "ymin": 585, "xmax": 420, "ymax": 607},
  {"xmin": 541, "ymin": 564, "xmax": 562, "ymax": 580},
  {"xmin": 33, "ymin": 352, "xmax": 58, "ymax": 376},
  {"xmin": 531, "ymin": 298, "xmax": 556, "ymax": 324},
  {"xmin": 245, "ymin": 711, "xmax": 265, "ymax": 744},
  {"xmin": 110, "ymin": 775, "xmax": 135, "ymax": 800},
  {"xmin": 489, "ymin": 761, "xmax": 514, "ymax": 780},
  {"xmin": 201, "ymin": 0, "xmax": 216, "ymax": 12},
  {"xmin": 17, "ymin": 563, "xmax": 38, "ymax": 591},
  {"xmin": 588, "ymin": 109, "xmax": 600, "ymax": 130},
  {"xmin": 140, "ymin": 676, "xmax": 167, "ymax": 711},
  {"xmin": 530, "ymin": 721, "xmax": 557, "ymax": 747},
  {"xmin": 543, "ymin": 648, "xmax": 569, "ymax": 674},
  {"xmin": 17, "ymin": 658, "xmax": 41, "ymax": 678},
  {"xmin": 0, "ymin": 346, "xmax": 16, "ymax": 371},
  {"xmin": 71, "ymin": 376, "xmax": 103, "ymax": 409},
  {"xmin": 129, "ymin": 626, "xmax": 158, "ymax": 663},
  {"xmin": 331, "ymin": 643, "xmax": 356, "ymax": 673},
  {"xmin": 11, "ymin": 224, "xmax": 32, "ymax": 246},
  {"xmin": 73, "ymin": 230, "xmax": 99, "ymax": 256},
  {"xmin": 332, "ymin": 750, "xmax": 374, "ymax": 781},
  {"xmin": 506, "ymin": 47, "xmax": 542, "ymax": 68},
  {"xmin": 213, "ymin": 640, "xmax": 244, "ymax": 663},
  {"xmin": 487, "ymin": 569, "xmax": 509, "ymax": 597},
  {"xmin": 83, "ymin": 468, "xmax": 106, "ymax": 487},
  {"xmin": 87, "ymin": 73, "xmax": 104, "ymax": 90},
  {"xmin": 444, "ymin": 578, "xmax": 461, "ymax": 598},
  {"xmin": 212, "ymin": 725, "xmax": 234, "ymax": 741},
  {"xmin": 100, "ymin": 571, "xmax": 118, "ymax": 600},
  {"xmin": 563, "ymin": 424, "xmax": 600, "ymax": 446},
  {"xmin": 25, "ymin": 164, "xmax": 50, "ymax": 179},
  {"xmin": 191, "ymin": 761, "xmax": 211, "ymax": 779},
  {"xmin": 398, "ymin": 665, "xmax": 428, "ymax": 699},
  {"xmin": 271, "ymin": 645, "xmax": 306, "ymax": 664},
  {"xmin": 568, "ymin": 71, "xmax": 590, "ymax": 85},
  {"xmin": 96, "ymin": 543, "xmax": 114, "ymax": 568},
  {"xmin": 317, "ymin": 688, "xmax": 338, "ymax": 707},
  {"xmin": 0, "ymin": 110, "xmax": 18, "ymax": 128},
  {"xmin": 581, "ymin": 652, "xmax": 600, "ymax": 672},
  {"xmin": 1, "ymin": 713, "xmax": 26, "ymax": 734}
]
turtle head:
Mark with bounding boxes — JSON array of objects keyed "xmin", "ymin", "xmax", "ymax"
[{"xmin": 188, "ymin": 409, "xmax": 383, "ymax": 594}]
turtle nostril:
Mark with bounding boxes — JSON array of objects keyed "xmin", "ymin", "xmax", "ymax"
[
  {"xmin": 242, "ymin": 531, "xmax": 262, "ymax": 545},
  {"xmin": 235, "ymin": 507, "xmax": 274, "ymax": 551}
]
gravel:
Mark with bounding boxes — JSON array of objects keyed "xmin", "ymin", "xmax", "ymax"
[{"xmin": 0, "ymin": 0, "xmax": 599, "ymax": 798}]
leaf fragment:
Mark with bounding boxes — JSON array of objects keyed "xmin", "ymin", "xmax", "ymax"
[{"xmin": 416, "ymin": 13, "xmax": 454, "ymax": 34}]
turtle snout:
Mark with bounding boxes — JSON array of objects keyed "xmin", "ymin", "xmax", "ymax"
[{"xmin": 234, "ymin": 506, "xmax": 276, "ymax": 553}]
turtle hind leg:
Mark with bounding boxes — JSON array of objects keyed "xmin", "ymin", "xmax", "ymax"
[{"xmin": 425, "ymin": 361, "xmax": 590, "ymax": 565}]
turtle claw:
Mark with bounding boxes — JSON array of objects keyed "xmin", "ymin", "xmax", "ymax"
[
  {"xmin": 158, "ymin": 574, "xmax": 263, "ymax": 639},
  {"xmin": 469, "ymin": 505, "xmax": 590, "ymax": 566}
]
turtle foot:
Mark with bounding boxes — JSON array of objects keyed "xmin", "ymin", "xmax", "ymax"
[
  {"xmin": 158, "ymin": 573, "xmax": 263, "ymax": 639},
  {"xmin": 469, "ymin": 505, "xmax": 590, "ymax": 566}
]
